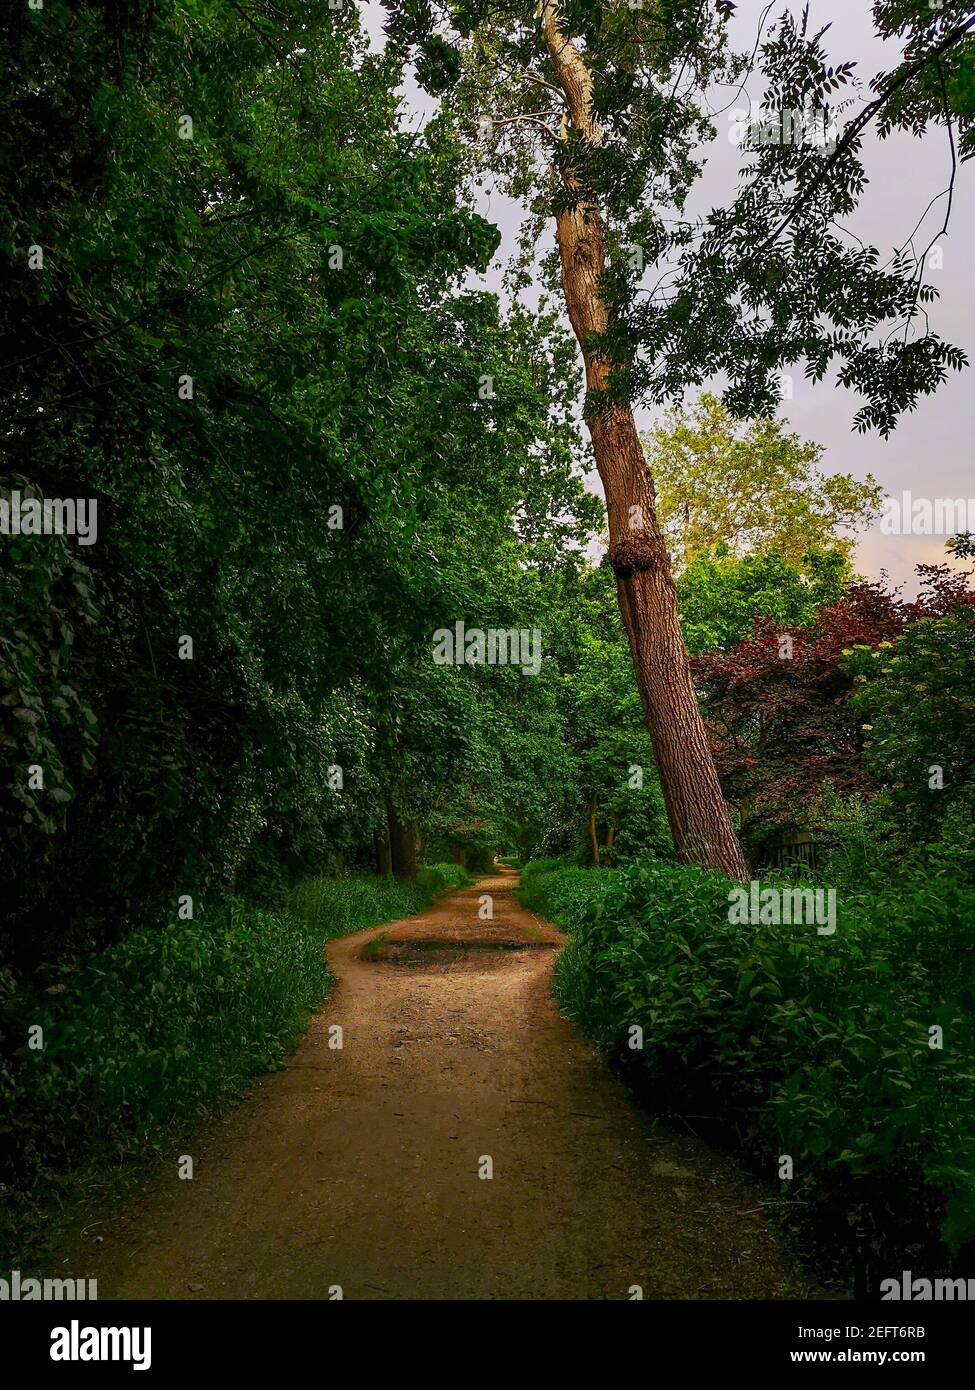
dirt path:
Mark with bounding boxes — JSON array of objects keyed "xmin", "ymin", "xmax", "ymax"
[{"xmin": 77, "ymin": 869, "xmax": 807, "ymax": 1300}]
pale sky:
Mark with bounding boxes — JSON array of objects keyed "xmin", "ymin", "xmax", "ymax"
[
  {"xmin": 701, "ymin": 1, "xmax": 975, "ymax": 592},
  {"xmin": 364, "ymin": 1, "xmax": 974, "ymax": 592}
]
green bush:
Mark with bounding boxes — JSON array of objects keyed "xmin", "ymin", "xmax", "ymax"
[
  {"xmin": 516, "ymin": 859, "xmax": 619, "ymax": 931},
  {"xmin": 286, "ymin": 872, "xmax": 429, "ymax": 937},
  {"xmin": 416, "ymin": 862, "xmax": 472, "ymax": 897},
  {"xmin": 845, "ymin": 614, "xmax": 975, "ymax": 841},
  {"xmin": 546, "ymin": 857, "xmax": 975, "ymax": 1260},
  {"xmin": 9, "ymin": 900, "xmax": 330, "ymax": 1179}
]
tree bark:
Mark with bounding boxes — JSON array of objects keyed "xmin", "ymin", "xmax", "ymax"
[
  {"xmin": 539, "ymin": 0, "xmax": 749, "ymax": 881},
  {"xmin": 387, "ymin": 795, "xmax": 417, "ymax": 881},
  {"xmin": 376, "ymin": 816, "xmax": 393, "ymax": 877},
  {"xmin": 588, "ymin": 792, "xmax": 600, "ymax": 867}
]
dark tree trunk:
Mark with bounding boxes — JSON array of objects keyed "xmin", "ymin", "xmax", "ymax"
[
  {"xmin": 376, "ymin": 817, "xmax": 393, "ymax": 877},
  {"xmin": 387, "ymin": 796, "xmax": 417, "ymax": 881}
]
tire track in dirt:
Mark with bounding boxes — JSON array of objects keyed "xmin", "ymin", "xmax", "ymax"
[{"xmin": 77, "ymin": 868, "xmax": 809, "ymax": 1300}]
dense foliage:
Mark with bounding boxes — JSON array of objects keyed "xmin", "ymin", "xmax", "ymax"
[
  {"xmin": 524, "ymin": 857, "xmax": 975, "ymax": 1271},
  {"xmin": 0, "ymin": 1, "xmax": 605, "ymax": 974}
]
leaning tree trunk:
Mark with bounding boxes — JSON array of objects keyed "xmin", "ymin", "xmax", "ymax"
[{"xmin": 540, "ymin": 1, "xmax": 749, "ymax": 880}]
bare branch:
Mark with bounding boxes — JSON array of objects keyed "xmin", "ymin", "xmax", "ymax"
[{"xmin": 492, "ymin": 112, "xmax": 560, "ymax": 141}]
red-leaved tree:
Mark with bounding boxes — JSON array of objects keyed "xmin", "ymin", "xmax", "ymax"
[{"xmin": 693, "ymin": 566, "xmax": 974, "ymax": 852}]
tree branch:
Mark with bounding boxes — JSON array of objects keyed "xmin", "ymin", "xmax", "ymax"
[
  {"xmin": 744, "ymin": 12, "xmax": 975, "ymax": 267},
  {"xmin": 492, "ymin": 113, "xmax": 560, "ymax": 141}
]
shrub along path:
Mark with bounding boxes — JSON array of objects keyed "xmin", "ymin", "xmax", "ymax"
[{"xmin": 74, "ymin": 869, "xmax": 809, "ymax": 1300}]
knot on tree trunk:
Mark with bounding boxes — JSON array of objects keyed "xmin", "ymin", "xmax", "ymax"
[{"xmin": 608, "ymin": 534, "xmax": 659, "ymax": 578}]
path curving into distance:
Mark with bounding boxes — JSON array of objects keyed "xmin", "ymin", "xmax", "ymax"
[{"xmin": 78, "ymin": 868, "xmax": 808, "ymax": 1300}]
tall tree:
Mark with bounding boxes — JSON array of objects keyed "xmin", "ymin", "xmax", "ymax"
[
  {"xmin": 385, "ymin": 0, "xmax": 972, "ymax": 878},
  {"xmin": 532, "ymin": 0, "xmax": 749, "ymax": 877}
]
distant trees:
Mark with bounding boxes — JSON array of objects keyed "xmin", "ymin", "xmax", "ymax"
[
  {"xmin": 644, "ymin": 395, "xmax": 883, "ymax": 573},
  {"xmin": 678, "ymin": 548, "xmax": 847, "ymax": 656}
]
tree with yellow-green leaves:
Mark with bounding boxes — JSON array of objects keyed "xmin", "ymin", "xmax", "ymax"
[{"xmin": 642, "ymin": 394, "xmax": 884, "ymax": 574}]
